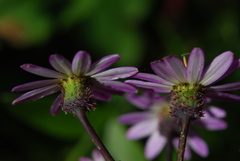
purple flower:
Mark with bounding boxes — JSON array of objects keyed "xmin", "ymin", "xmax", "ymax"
[
  {"xmin": 12, "ymin": 51, "xmax": 138, "ymax": 115},
  {"xmin": 119, "ymin": 89, "xmax": 227, "ymax": 160},
  {"xmin": 125, "ymin": 48, "xmax": 240, "ymax": 119},
  {"xmin": 79, "ymin": 150, "xmax": 105, "ymax": 161}
]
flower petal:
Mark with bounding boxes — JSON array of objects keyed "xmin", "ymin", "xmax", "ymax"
[
  {"xmin": 145, "ymin": 131, "xmax": 167, "ymax": 160},
  {"xmin": 217, "ymin": 58, "xmax": 240, "ymax": 81},
  {"xmin": 200, "ymin": 51, "xmax": 234, "ymax": 86},
  {"xmin": 49, "ymin": 54, "xmax": 72, "ymax": 76},
  {"xmin": 125, "ymin": 80, "xmax": 172, "ymax": 93},
  {"xmin": 99, "ymin": 80, "xmax": 137, "ymax": 93},
  {"xmin": 72, "ymin": 51, "xmax": 91, "ymax": 75},
  {"xmin": 205, "ymin": 106, "xmax": 226, "ymax": 118},
  {"xmin": 125, "ymin": 91, "xmax": 154, "ymax": 109},
  {"xmin": 86, "ymin": 54, "xmax": 120, "ymax": 75},
  {"xmin": 151, "ymin": 60, "xmax": 179, "ymax": 84},
  {"xmin": 12, "ymin": 79, "xmax": 59, "ymax": 92},
  {"xmin": 163, "ymin": 55, "xmax": 187, "ymax": 82},
  {"xmin": 91, "ymin": 67, "xmax": 138, "ymax": 80},
  {"xmin": 132, "ymin": 72, "xmax": 174, "ymax": 85},
  {"xmin": 50, "ymin": 93, "xmax": 63, "ymax": 115},
  {"xmin": 206, "ymin": 91, "xmax": 240, "ymax": 101},
  {"xmin": 118, "ymin": 112, "xmax": 152, "ymax": 124},
  {"xmin": 126, "ymin": 118, "xmax": 157, "ymax": 140},
  {"xmin": 12, "ymin": 84, "xmax": 60, "ymax": 105},
  {"xmin": 92, "ymin": 90, "xmax": 111, "ymax": 101},
  {"xmin": 188, "ymin": 135, "xmax": 209, "ymax": 157},
  {"xmin": 92, "ymin": 150, "xmax": 105, "ymax": 161},
  {"xmin": 187, "ymin": 48, "xmax": 205, "ymax": 83},
  {"xmin": 21, "ymin": 64, "xmax": 66, "ymax": 78},
  {"xmin": 209, "ymin": 82, "xmax": 240, "ymax": 91},
  {"xmin": 197, "ymin": 118, "xmax": 227, "ymax": 130}
]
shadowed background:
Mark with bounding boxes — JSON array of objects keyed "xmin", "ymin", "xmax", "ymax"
[{"xmin": 0, "ymin": 0, "xmax": 240, "ymax": 161}]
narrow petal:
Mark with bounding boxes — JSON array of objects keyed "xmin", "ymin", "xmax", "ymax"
[
  {"xmin": 92, "ymin": 90, "xmax": 111, "ymax": 101},
  {"xmin": 86, "ymin": 54, "xmax": 120, "ymax": 75},
  {"xmin": 206, "ymin": 91, "xmax": 240, "ymax": 101},
  {"xmin": 205, "ymin": 106, "xmax": 226, "ymax": 118},
  {"xmin": 125, "ymin": 80, "xmax": 172, "ymax": 93},
  {"xmin": 209, "ymin": 82, "xmax": 240, "ymax": 91},
  {"xmin": 200, "ymin": 51, "xmax": 234, "ymax": 86},
  {"xmin": 151, "ymin": 60, "xmax": 179, "ymax": 84},
  {"xmin": 91, "ymin": 67, "xmax": 138, "ymax": 80},
  {"xmin": 163, "ymin": 55, "xmax": 187, "ymax": 82},
  {"xmin": 50, "ymin": 93, "xmax": 63, "ymax": 116},
  {"xmin": 184, "ymin": 145, "xmax": 192, "ymax": 160},
  {"xmin": 21, "ymin": 64, "xmax": 66, "ymax": 78},
  {"xmin": 99, "ymin": 80, "xmax": 137, "ymax": 93},
  {"xmin": 187, "ymin": 48, "xmax": 205, "ymax": 83},
  {"xmin": 197, "ymin": 118, "xmax": 227, "ymax": 130},
  {"xmin": 125, "ymin": 92, "xmax": 153, "ymax": 109},
  {"xmin": 145, "ymin": 131, "xmax": 167, "ymax": 160},
  {"xmin": 217, "ymin": 58, "xmax": 240, "ymax": 81},
  {"xmin": 127, "ymin": 118, "xmax": 157, "ymax": 140},
  {"xmin": 118, "ymin": 112, "xmax": 152, "ymax": 124},
  {"xmin": 92, "ymin": 150, "xmax": 105, "ymax": 161},
  {"xmin": 12, "ymin": 84, "xmax": 60, "ymax": 105},
  {"xmin": 188, "ymin": 135, "xmax": 209, "ymax": 157},
  {"xmin": 132, "ymin": 72, "xmax": 174, "ymax": 85},
  {"xmin": 72, "ymin": 51, "xmax": 91, "ymax": 75},
  {"xmin": 12, "ymin": 79, "xmax": 59, "ymax": 92},
  {"xmin": 49, "ymin": 54, "xmax": 72, "ymax": 76}
]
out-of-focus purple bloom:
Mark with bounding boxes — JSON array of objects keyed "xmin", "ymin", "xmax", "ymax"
[
  {"xmin": 79, "ymin": 150, "xmax": 105, "ymax": 161},
  {"xmin": 125, "ymin": 48, "xmax": 240, "ymax": 119},
  {"xmin": 119, "ymin": 89, "xmax": 227, "ymax": 160},
  {"xmin": 12, "ymin": 51, "xmax": 138, "ymax": 115}
]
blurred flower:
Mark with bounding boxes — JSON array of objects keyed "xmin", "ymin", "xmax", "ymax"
[
  {"xmin": 12, "ymin": 51, "xmax": 138, "ymax": 115},
  {"xmin": 119, "ymin": 89, "xmax": 227, "ymax": 160},
  {"xmin": 79, "ymin": 150, "xmax": 105, "ymax": 161},
  {"xmin": 125, "ymin": 48, "xmax": 240, "ymax": 119}
]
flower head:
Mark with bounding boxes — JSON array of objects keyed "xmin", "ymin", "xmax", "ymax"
[
  {"xmin": 79, "ymin": 150, "xmax": 105, "ymax": 161},
  {"xmin": 12, "ymin": 51, "xmax": 138, "ymax": 115},
  {"xmin": 119, "ymin": 89, "xmax": 227, "ymax": 160},
  {"xmin": 125, "ymin": 48, "xmax": 240, "ymax": 119}
]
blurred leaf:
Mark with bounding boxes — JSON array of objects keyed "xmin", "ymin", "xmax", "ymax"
[{"xmin": 103, "ymin": 118, "xmax": 147, "ymax": 161}]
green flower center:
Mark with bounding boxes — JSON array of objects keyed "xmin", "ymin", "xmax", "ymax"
[
  {"xmin": 60, "ymin": 75, "xmax": 95, "ymax": 114},
  {"xmin": 170, "ymin": 83, "xmax": 207, "ymax": 120}
]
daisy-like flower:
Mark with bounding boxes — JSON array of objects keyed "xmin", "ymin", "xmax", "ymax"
[
  {"xmin": 119, "ymin": 89, "xmax": 227, "ymax": 160},
  {"xmin": 79, "ymin": 150, "xmax": 105, "ymax": 161},
  {"xmin": 125, "ymin": 48, "xmax": 240, "ymax": 119},
  {"xmin": 12, "ymin": 51, "xmax": 138, "ymax": 115}
]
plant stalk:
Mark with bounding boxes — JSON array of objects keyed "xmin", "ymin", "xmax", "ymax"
[{"xmin": 75, "ymin": 108, "xmax": 115, "ymax": 161}]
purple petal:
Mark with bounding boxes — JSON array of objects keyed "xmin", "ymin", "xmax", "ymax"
[
  {"xmin": 91, "ymin": 67, "xmax": 138, "ymax": 80},
  {"xmin": 205, "ymin": 106, "xmax": 226, "ymax": 118},
  {"xmin": 145, "ymin": 131, "xmax": 167, "ymax": 160},
  {"xmin": 188, "ymin": 135, "xmax": 209, "ymax": 157},
  {"xmin": 50, "ymin": 93, "xmax": 63, "ymax": 115},
  {"xmin": 92, "ymin": 150, "xmax": 104, "ymax": 161},
  {"xmin": 209, "ymin": 82, "xmax": 240, "ymax": 91},
  {"xmin": 206, "ymin": 91, "xmax": 240, "ymax": 101},
  {"xmin": 21, "ymin": 64, "xmax": 67, "ymax": 79},
  {"xmin": 12, "ymin": 84, "xmax": 60, "ymax": 105},
  {"xmin": 217, "ymin": 58, "xmax": 240, "ymax": 81},
  {"xmin": 99, "ymin": 80, "xmax": 137, "ymax": 93},
  {"xmin": 126, "ymin": 118, "xmax": 157, "ymax": 140},
  {"xmin": 200, "ymin": 51, "xmax": 234, "ymax": 86},
  {"xmin": 151, "ymin": 60, "xmax": 179, "ymax": 84},
  {"xmin": 49, "ymin": 54, "xmax": 72, "ymax": 76},
  {"xmin": 187, "ymin": 48, "xmax": 205, "ymax": 83},
  {"xmin": 86, "ymin": 54, "xmax": 120, "ymax": 75},
  {"xmin": 12, "ymin": 79, "xmax": 59, "ymax": 92},
  {"xmin": 198, "ymin": 118, "xmax": 227, "ymax": 130},
  {"xmin": 125, "ymin": 80, "xmax": 172, "ymax": 93},
  {"xmin": 72, "ymin": 51, "xmax": 91, "ymax": 75},
  {"xmin": 118, "ymin": 112, "xmax": 152, "ymax": 124},
  {"xmin": 92, "ymin": 90, "xmax": 111, "ymax": 101},
  {"xmin": 125, "ymin": 92, "xmax": 153, "ymax": 109},
  {"xmin": 163, "ymin": 55, "xmax": 187, "ymax": 82},
  {"xmin": 132, "ymin": 72, "xmax": 174, "ymax": 85},
  {"xmin": 184, "ymin": 144, "xmax": 192, "ymax": 159}
]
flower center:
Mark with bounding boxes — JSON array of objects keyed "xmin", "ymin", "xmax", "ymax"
[
  {"xmin": 60, "ymin": 75, "xmax": 96, "ymax": 114},
  {"xmin": 170, "ymin": 83, "xmax": 207, "ymax": 120}
]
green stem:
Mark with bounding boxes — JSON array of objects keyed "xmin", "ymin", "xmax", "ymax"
[
  {"xmin": 75, "ymin": 108, "xmax": 115, "ymax": 161},
  {"xmin": 177, "ymin": 115, "xmax": 191, "ymax": 161}
]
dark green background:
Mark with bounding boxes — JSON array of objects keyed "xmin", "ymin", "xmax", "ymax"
[{"xmin": 0, "ymin": 0, "xmax": 240, "ymax": 160}]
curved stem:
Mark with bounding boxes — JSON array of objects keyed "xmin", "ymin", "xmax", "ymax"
[
  {"xmin": 75, "ymin": 108, "xmax": 115, "ymax": 161},
  {"xmin": 177, "ymin": 115, "xmax": 190, "ymax": 161}
]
